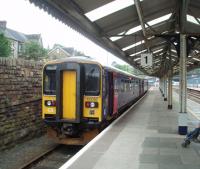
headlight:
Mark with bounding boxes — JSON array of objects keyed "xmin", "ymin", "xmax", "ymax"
[
  {"xmin": 85, "ymin": 102, "xmax": 98, "ymax": 108},
  {"xmin": 47, "ymin": 101, "xmax": 51, "ymax": 106},
  {"xmin": 45, "ymin": 100, "xmax": 56, "ymax": 106},
  {"xmin": 90, "ymin": 102, "xmax": 95, "ymax": 108}
]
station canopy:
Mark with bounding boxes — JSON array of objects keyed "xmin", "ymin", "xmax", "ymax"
[{"xmin": 29, "ymin": 0, "xmax": 200, "ymax": 77}]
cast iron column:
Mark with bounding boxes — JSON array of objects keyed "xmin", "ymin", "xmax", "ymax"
[
  {"xmin": 164, "ymin": 75, "xmax": 167, "ymax": 101},
  {"xmin": 161, "ymin": 78, "xmax": 164, "ymax": 96},
  {"xmin": 178, "ymin": 34, "xmax": 187, "ymax": 135},
  {"xmin": 168, "ymin": 72, "xmax": 173, "ymax": 108},
  {"xmin": 159, "ymin": 77, "xmax": 163, "ymax": 96},
  {"xmin": 168, "ymin": 53, "xmax": 173, "ymax": 109}
]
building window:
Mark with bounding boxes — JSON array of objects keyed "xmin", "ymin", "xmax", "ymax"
[
  {"xmin": 56, "ymin": 48, "xmax": 60, "ymax": 54},
  {"xmin": 18, "ymin": 43, "xmax": 23, "ymax": 53}
]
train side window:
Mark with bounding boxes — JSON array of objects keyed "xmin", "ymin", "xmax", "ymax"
[
  {"xmin": 120, "ymin": 79, "xmax": 123, "ymax": 92},
  {"xmin": 84, "ymin": 64, "xmax": 100, "ymax": 96},
  {"xmin": 43, "ymin": 65, "xmax": 56, "ymax": 95}
]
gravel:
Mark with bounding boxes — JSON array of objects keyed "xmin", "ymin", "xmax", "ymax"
[{"xmin": 0, "ymin": 135, "xmax": 57, "ymax": 169}]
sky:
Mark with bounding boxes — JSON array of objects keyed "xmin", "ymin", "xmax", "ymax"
[{"xmin": 0, "ymin": 0, "xmax": 127, "ymax": 66}]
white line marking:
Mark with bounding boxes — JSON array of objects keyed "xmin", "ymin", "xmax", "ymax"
[
  {"xmin": 173, "ymin": 90, "xmax": 200, "ymax": 121},
  {"xmin": 59, "ymin": 92, "xmax": 148, "ymax": 169},
  {"xmin": 187, "ymin": 107, "xmax": 200, "ymax": 121}
]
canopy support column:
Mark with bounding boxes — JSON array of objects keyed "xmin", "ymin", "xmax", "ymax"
[
  {"xmin": 178, "ymin": 34, "xmax": 188, "ymax": 135},
  {"xmin": 168, "ymin": 72, "xmax": 173, "ymax": 109},
  {"xmin": 168, "ymin": 51, "xmax": 173, "ymax": 109},
  {"xmin": 160, "ymin": 78, "xmax": 164, "ymax": 96},
  {"xmin": 164, "ymin": 76, "xmax": 167, "ymax": 101}
]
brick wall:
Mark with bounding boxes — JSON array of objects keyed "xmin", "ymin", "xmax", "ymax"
[{"xmin": 0, "ymin": 58, "xmax": 45, "ymax": 150}]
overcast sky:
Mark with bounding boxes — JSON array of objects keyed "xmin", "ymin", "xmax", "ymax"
[{"xmin": 0, "ymin": 0, "xmax": 127, "ymax": 66}]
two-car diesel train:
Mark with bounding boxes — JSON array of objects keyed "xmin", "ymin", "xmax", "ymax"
[{"xmin": 42, "ymin": 57, "xmax": 148, "ymax": 145}]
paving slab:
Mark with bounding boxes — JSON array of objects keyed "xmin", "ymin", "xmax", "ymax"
[{"xmin": 60, "ymin": 87, "xmax": 200, "ymax": 169}]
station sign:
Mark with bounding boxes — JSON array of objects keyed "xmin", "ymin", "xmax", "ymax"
[{"xmin": 141, "ymin": 53, "xmax": 153, "ymax": 67}]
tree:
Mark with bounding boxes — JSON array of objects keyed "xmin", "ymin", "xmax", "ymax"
[
  {"xmin": 0, "ymin": 33, "xmax": 11, "ymax": 57},
  {"xmin": 22, "ymin": 41, "xmax": 47, "ymax": 60}
]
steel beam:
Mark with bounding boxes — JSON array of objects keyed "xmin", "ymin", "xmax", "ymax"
[
  {"xmin": 134, "ymin": 0, "xmax": 150, "ymax": 52},
  {"xmin": 179, "ymin": 0, "xmax": 190, "ymax": 33},
  {"xmin": 178, "ymin": 34, "xmax": 188, "ymax": 135},
  {"xmin": 29, "ymin": 0, "xmax": 131, "ymax": 68},
  {"xmin": 134, "ymin": 0, "xmax": 147, "ymax": 37}
]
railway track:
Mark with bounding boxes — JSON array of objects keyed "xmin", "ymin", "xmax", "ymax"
[
  {"xmin": 174, "ymin": 87, "xmax": 200, "ymax": 104},
  {"xmin": 19, "ymin": 145, "xmax": 83, "ymax": 169},
  {"xmin": 187, "ymin": 88, "xmax": 200, "ymax": 101}
]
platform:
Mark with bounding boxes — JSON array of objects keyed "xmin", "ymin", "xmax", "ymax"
[
  {"xmin": 173, "ymin": 90, "xmax": 200, "ymax": 124},
  {"xmin": 60, "ymin": 87, "xmax": 200, "ymax": 169},
  {"xmin": 188, "ymin": 87, "xmax": 200, "ymax": 91}
]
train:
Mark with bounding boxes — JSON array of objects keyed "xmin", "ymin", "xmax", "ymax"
[{"xmin": 42, "ymin": 57, "xmax": 148, "ymax": 145}]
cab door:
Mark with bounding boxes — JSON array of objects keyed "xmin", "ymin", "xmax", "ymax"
[
  {"xmin": 56, "ymin": 63, "xmax": 81, "ymax": 123},
  {"xmin": 62, "ymin": 71, "xmax": 76, "ymax": 120}
]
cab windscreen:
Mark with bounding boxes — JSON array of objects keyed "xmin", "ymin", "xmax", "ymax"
[
  {"xmin": 43, "ymin": 65, "xmax": 56, "ymax": 95},
  {"xmin": 84, "ymin": 64, "xmax": 100, "ymax": 96}
]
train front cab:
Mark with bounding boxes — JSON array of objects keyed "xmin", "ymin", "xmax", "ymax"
[{"xmin": 42, "ymin": 62, "xmax": 104, "ymax": 144}]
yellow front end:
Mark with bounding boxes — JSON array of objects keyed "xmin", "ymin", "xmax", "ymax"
[
  {"xmin": 42, "ymin": 61, "xmax": 104, "ymax": 145},
  {"xmin": 42, "ymin": 95, "xmax": 56, "ymax": 118},
  {"xmin": 83, "ymin": 96, "xmax": 102, "ymax": 122},
  {"xmin": 42, "ymin": 62, "xmax": 103, "ymax": 124}
]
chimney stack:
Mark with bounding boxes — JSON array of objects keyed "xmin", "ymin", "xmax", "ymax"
[{"xmin": 0, "ymin": 21, "xmax": 7, "ymax": 30}]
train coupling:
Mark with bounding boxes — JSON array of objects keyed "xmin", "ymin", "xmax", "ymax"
[{"xmin": 61, "ymin": 124, "xmax": 79, "ymax": 136}]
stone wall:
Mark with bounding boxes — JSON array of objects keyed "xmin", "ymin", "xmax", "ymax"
[{"xmin": 0, "ymin": 58, "xmax": 44, "ymax": 150}]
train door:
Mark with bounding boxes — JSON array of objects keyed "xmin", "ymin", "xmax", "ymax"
[
  {"xmin": 142, "ymin": 80, "xmax": 144, "ymax": 94},
  {"xmin": 102, "ymin": 70, "xmax": 109, "ymax": 119},
  {"xmin": 56, "ymin": 63, "xmax": 81, "ymax": 123},
  {"xmin": 139, "ymin": 80, "xmax": 141, "ymax": 95},
  {"xmin": 108, "ymin": 72, "xmax": 114, "ymax": 115},
  {"xmin": 113, "ymin": 73, "xmax": 118, "ymax": 114},
  {"xmin": 62, "ymin": 71, "xmax": 76, "ymax": 120}
]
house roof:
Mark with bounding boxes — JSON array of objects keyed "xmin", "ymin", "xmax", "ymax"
[
  {"xmin": 6, "ymin": 28, "xmax": 28, "ymax": 42},
  {"xmin": 26, "ymin": 34, "xmax": 41, "ymax": 41},
  {"xmin": 48, "ymin": 45, "xmax": 72, "ymax": 56},
  {"xmin": 51, "ymin": 44, "xmax": 84, "ymax": 56},
  {"xmin": 62, "ymin": 47, "xmax": 75, "ymax": 55},
  {"xmin": 29, "ymin": 0, "xmax": 200, "ymax": 77},
  {"xmin": 0, "ymin": 24, "xmax": 42, "ymax": 43}
]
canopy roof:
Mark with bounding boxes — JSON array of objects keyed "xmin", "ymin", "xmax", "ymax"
[{"xmin": 29, "ymin": 0, "xmax": 200, "ymax": 77}]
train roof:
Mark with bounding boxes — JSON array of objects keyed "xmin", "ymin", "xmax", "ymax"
[
  {"xmin": 45, "ymin": 56, "xmax": 100, "ymax": 65},
  {"xmin": 103, "ymin": 65, "xmax": 144, "ymax": 80},
  {"xmin": 45, "ymin": 56, "xmax": 145, "ymax": 80}
]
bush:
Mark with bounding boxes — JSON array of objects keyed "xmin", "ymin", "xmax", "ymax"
[
  {"xmin": 22, "ymin": 41, "xmax": 47, "ymax": 60},
  {"xmin": 0, "ymin": 33, "xmax": 11, "ymax": 57}
]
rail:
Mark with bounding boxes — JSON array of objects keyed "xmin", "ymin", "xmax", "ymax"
[
  {"xmin": 18, "ymin": 145, "xmax": 59, "ymax": 169},
  {"xmin": 174, "ymin": 87, "xmax": 200, "ymax": 121},
  {"xmin": 187, "ymin": 88, "xmax": 200, "ymax": 100},
  {"xmin": 18, "ymin": 145, "xmax": 82, "ymax": 169},
  {"xmin": 173, "ymin": 87, "xmax": 200, "ymax": 99}
]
